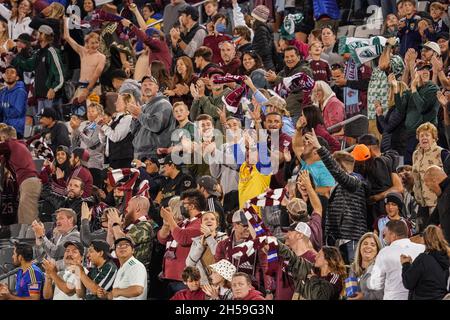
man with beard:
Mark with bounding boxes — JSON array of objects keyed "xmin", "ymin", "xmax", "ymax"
[
  {"xmin": 12, "ymin": 25, "xmax": 65, "ymax": 120},
  {"xmin": 36, "ymin": 107, "xmax": 71, "ymax": 154},
  {"xmin": 0, "ymin": 243, "xmax": 44, "ymax": 300},
  {"xmin": 42, "ymin": 241, "xmax": 87, "ymax": 300},
  {"xmin": 219, "ymin": 41, "xmax": 241, "ymax": 75},
  {"xmin": 56, "ymin": 148, "xmax": 93, "ymax": 197},
  {"xmin": 107, "ymin": 195, "xmax": 155, "ymax": 269},
  {"xmin": 128, "ymin": 76, "xmax": 176, "ymax": 159},
  {"xmin": 39, "ymin": 177, "xmax": 88, "ymax": 228},
  {"xmin": 157, "ymin": 189, "xmax": 205, "ymax": 299},
  {"xmin": 32, "ymin": 208, "xmax": 81, "ymax": 261},
  {"xmin": 0, "ymin": 66, "xmax": 28, "ymax": 139},
  {"xmin": 396, "ymin": 165, "xmax": 419, "ymax": 225}
]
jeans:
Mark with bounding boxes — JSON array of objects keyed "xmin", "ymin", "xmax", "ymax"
[
  {"xmin": 36, "ymin": 98, "xmax": 63, "ymax": 121},
  {"xmin": 339, "ymin": 240, "xmax": 358, "ymax": 265}
]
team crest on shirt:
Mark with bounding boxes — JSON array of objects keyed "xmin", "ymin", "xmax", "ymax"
[{"xmin": 184, "ymin": 180, "xmax": 191, "ymax": 187}]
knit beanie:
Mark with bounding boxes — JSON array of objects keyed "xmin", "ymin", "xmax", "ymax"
[{"xmin": 251, "ymin": 5, "xmax": 270, "ymax": 23}]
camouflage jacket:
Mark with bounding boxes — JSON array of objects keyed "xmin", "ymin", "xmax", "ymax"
[
  {"xmin": 277, "ymin": 242, "xmax": 335, "ymax": 300},
  {"xmin": 126, "ymin": 219, "xmax": 155, "ymax": 268}
]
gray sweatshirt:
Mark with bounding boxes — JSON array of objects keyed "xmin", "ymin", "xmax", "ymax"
[
  {"xmin": 71, "ymin": 121, "xmax": 105, "ymax": 170},
  {"xmin": 131, "ymin": 93, "xmax": 177, "ymax": 158}
]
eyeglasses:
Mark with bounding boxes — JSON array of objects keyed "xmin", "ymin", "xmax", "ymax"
[{"xmin": 116, "ymin": 243, "xmax": 131, "ymax": 249}]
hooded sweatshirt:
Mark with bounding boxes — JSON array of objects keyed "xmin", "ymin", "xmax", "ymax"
[
  {"xmin": 402, "ymin": 250, "xmax": 450, "ymax": 300},
  {"xmin": 131, "ymin": 93, "xmax": 176, "ymax": 158},
  {"xmin": 0, "ymin": 81, "xmax": 28, "ymax": 137}
]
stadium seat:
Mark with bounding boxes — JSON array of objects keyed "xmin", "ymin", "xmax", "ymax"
[{"xmin": 417, "ymin": 1, "xmax": 429, "ymax": 12}]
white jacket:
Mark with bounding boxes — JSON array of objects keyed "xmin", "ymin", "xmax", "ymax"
[
  {"xmin": 368, "ymin": 238, "xmax": 425, "ymax": 300},
  {"xmin": 0, "ymin": 4, "xmax": 33, "ymax": 40}
]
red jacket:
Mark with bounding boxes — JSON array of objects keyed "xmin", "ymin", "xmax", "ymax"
[
  {"xmin": 62, "ymin": 165, "xmax": 93, "ymax": 197},
  {"xmin": 314, "ymin": 124, "xmax": 340, "ymax": 153},
  {"xmin": 158, "ymin": 217, "xmax": 202, "ymax": 281},
  {"xmin": 170, "ymin": 289, "xmax": 206, "ymax": 300},
  {"xmin": 236, "ymin": 289, "xmax": 265, "ymax": 300},
  {"xmin": 0, "ymin": 139, "xmax": 38, "ymax": 186},
  {"xmin": 132, "ymin": 26, "xmax": 172, "ymax": 73},
  {"xmin": 322, "ymin": 95, "xmax": 345, "ymax": 132},
  {"xmin": 219, "ymin": 58, "xmax": 241, "ymax": 76},
  {"xmin": 203, "ymin": 33, "xmax": 232, "ymax": 65}
]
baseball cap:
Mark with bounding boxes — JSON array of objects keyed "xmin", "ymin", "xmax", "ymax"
[
  {"xmin": 158, "ymin": 155, "xmax": 174, "ymax": 166},
  {"xmin": 351, "ymin": 144, "xmax": 371, "ymax": 161},
  {"xmin": 38, "ymin": 25, "xmax": 54, "ymax": 35},
  {"xmin": 197, "ymin": 175, "xmax": 220, "ymax": 197},
  {"xmin": 179, "ymin": 5, "xmax": 199, "ymax": 21},
  {"xmin": 63, "ymin": 240, "xmax": 84, "ymax": 255},
  {"xmin": 90, "ymin": 240, "xmax": 112, "ymax": 259},
  {"xmin": 39, "ymin": 107, "xmax": 57, "ymax": 120},
  {"xmin": 422, "ymin": 41, "xmax": 441, "ymax": 56},
  {"xmin": 114, "ymin": 237, "xmax": 135, "ymax": 248},
  {"xmin": 141, "ymin": 75, "xmax": 158, "ymax": 85},
  {"xmin": 232, "ymin": 209, "xmax": 248, "ymax": 226},
  {"xmin": 141, "ymin": 156, "xmax": 160, "ymax": 167},
  {"xmin": 286, "ymin": 198, "xmax": 307, "ymax": 216},
  {"xmin": 436, "ymin": 32, "xmax": 449, "ymax": 41},
  {"xmin": 14, "ymin": 33, "xmax": 33, "ymax": 45},
  {"xmin": 282, "ymin": 221, "xmax": 311, "ymax": 238}
]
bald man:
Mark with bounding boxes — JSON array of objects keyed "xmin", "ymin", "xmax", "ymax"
[
  {"xmin": 424, "ymin": 166, "xmax": 450, "ymax": 242},
  {"xmin": 107, "ymin": 196, "xmax": 155, "ymax": 269}
]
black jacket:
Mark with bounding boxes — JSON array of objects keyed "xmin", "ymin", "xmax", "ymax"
[
  {"xmin": 402, "ymin": 250, "xmax": 450, "ymax": 300},
  {"xmin": 376, "ymin": 107, "xmax": 407, "ymax": 155},
  {"xmin": 317, "ymin": 147, "xmax": 369, "ymax": 242},
  {"xmin": 42, "ymin": 122, "xmax": 71, "ymax": 154},
  {"xmin": 252, "ymin": 21, "xmax": 275, "ymax": 71},
  {"xmin": 428, "ymin": 177, "xmax": 450, "ymax": 243}
]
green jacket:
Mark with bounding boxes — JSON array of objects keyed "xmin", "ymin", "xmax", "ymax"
[
  {"xmin": 190, "ymin": 87, "xmax": 233, "ymax": 132},
  {"xmin": 277, "ymin": 242, "xmax": 335, "ymax": 300},
  {"xmin": 397, "ymin": 81, "xmax": 440, "ymax": 135},
  {"xmin": 12, "ymin": 46, "xmax": 65, "ymax": 96},
  {"xmin": 127, "ymin": 220, "xmax": 155, "ymax": 268}
]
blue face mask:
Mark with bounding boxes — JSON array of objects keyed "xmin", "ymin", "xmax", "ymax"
[
  {"xmin": 232, "ymin": 36, "xmax": 240, "ymax": 42},
  {"xmin": 216, "ymin": 23, "xmax": 226, "ymax": 33}
]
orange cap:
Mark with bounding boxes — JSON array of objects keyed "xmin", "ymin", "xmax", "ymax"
[
  {"xmin": 88, "ymin": 93, "xmax": 100, "ymax": 104},
  {"xmin": 351, "ymin": 144, "xmax": 371, "ymax": 161}
]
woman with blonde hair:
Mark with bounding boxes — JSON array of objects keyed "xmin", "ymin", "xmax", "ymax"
[
  {"xmin": 0, "ymin": 0, "xmax": 33, "ymax": 40},
  {"xmin": 98, "ymin": 93, "xmax": 134, "ymax": 169},
  {"xmin": 401, "ymin": 225, "xmax": 450, "ymax": 300},
  {"xmin": 311, "ymin": 80, "xmax": 345, "ymax": 134},
  {"xmin": 186, "ymin": 211, "xmax": 228, "ymax": 285},
  {"xmin": 412, "ymin": 122, "xmax": 450, "ymax": 232},
  {"xmin": 30, "ymin": 2, "xmax": 65, "ymax": 44},
  {"xmin": 348, "ymin": 233, "xmax": 383, "ymax": 300}
]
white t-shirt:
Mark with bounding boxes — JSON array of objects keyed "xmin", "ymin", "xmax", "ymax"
[
  {"xmin": 112, "ymin": 257, "xmax": 147, "ymax": 300},
  {"xmin": 53, "ymin": 267, "xmax": 87, "ymax": 300}
]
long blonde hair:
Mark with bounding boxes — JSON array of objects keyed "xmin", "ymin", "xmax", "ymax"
[
  {"xmin": 387, "ymin": 81, "xmax": 408, "ymax": 108},
  {"xmin": 0, "ymin": 21, "xmax": 8, "ymax": 42},
  {"xmin": 423, "ymin": 225, "xmax": 450, "ymax": 256},
  {"xmin": 47, "ymin": 2, "xmax": 65, "ymax": 19},
  {"xmin": 351, "ymin": 232, "xmax": 382, "ymax": 277}
]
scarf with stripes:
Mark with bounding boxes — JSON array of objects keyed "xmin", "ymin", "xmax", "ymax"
[
  {"xmin": 164, "ymin": 215, "xmax": 201, "ymax": 259},
  {"xmin": 211, "ymin": 74, "xmax": 248, "ymax": 114},
  {"xmin": 273, "ymin": 72, "xmax": 315, "ymax": 99},
  {"xmin": 107, "ymin": 168, "xmax": 149, "ymax": 208},
  {"xmin": 231, "ymin": 188, "xmax": 287, "ymax": 275}
]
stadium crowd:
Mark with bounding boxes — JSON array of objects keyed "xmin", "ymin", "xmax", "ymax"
[{"xmin": 0, "ymin": 0, "xmax": 450, "ymax": 301}]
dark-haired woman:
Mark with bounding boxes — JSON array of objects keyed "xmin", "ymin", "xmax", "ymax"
[
  {"xmin": 300, "ymin": 105, "xmax": 340, "ymax": 152},
  {"xmin": 239, "ymin": 51, "xmax": 268, "ymax": 91}
]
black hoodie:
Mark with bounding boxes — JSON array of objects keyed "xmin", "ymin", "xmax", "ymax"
[{"xmin": 402, "ymin": 250, "xmax": 450, "ymax": 300}]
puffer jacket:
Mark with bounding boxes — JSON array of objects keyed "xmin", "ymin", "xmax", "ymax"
[
  {"xmin": 313, "ymin": 0, "xmax": 340, "ymax": 20},
  {"xmin": 252, "ymin": 21, "xmax": 275, "ymax": 71},
  {"xmin": 131, "ymin": 93, "xmax": 176, "ymax": 158},
  {"xmin": 185, "ymin": 232, "xmax": 228, "ymax": 285},
  {"xmin": 317, "ymin": 147, "xmax": 369, "ymax": 242}
]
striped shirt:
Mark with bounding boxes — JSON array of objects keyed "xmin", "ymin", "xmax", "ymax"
[
  {"xmin": 86, "ymin": 260, "xmax": 118, "ymax": 300},
  {"xmin": 15, "ymin": 264, "xmax": 44, "ymax": 298}
]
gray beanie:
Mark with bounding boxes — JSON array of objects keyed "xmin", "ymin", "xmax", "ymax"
[{"xmin": 119, "ymin": 79, "xmax": 142, "ymax": 104}]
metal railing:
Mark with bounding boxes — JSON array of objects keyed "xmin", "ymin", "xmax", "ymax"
[
  {"xmin": 326, "ymin": 114, "xmax": 368, "ymax": 133},
  {"xmin": 0, "ymin": 266, "xmax": 19, "ymax": 290},
  {"xmin": 148, "ymin": 0, "xmax": 209, "ymax": 28}
]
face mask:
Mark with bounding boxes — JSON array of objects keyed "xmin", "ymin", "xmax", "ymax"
[
  {"xmin": 216, "ymin": 23, "xmax": 226, "ymax": 33},
  {"xmin": 180, "ymin": 205, "xmax": 190, "ymax": 219}
]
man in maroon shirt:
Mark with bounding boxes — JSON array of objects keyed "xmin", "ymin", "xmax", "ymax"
[
  {"xmin": 219, "ymin": 41, "xmax": 241, "ymax": 75},
  {"xmin": 203, "ymin": 14, "xmax": 232, "ymax": 64},
  {"xmin": 0, "ymin": 125, "xmax": 41, "ymax": 236},
  {"xmin": 56, "ymin": 148, "xmax": 93, "ymax": 197}
]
